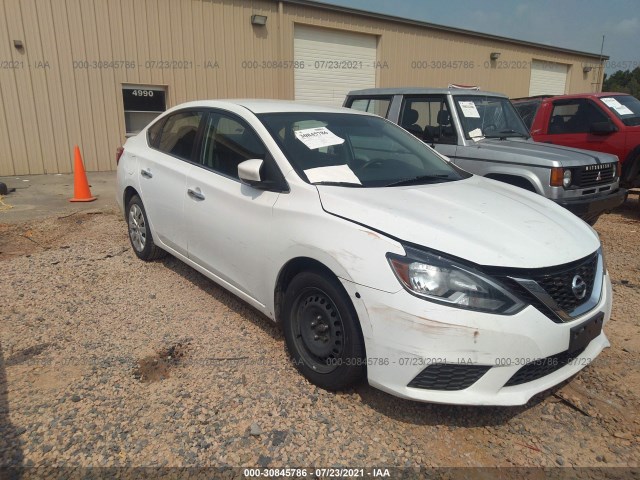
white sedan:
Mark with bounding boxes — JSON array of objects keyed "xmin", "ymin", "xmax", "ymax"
[{"xmin": 116, "ymin": 100, "xmax": 612, "ymax": 405}]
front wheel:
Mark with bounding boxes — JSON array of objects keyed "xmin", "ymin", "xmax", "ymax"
[
  {"xmin": 282, "ymin": 271, "xmax": 366, "ymax": 390},
  {"xmin": 127, "ymin": 195, "xmax": 166, "ymax": 261}
]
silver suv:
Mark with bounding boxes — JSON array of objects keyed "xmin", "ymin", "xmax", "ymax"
[{"xmin": 344, "ymin": 88, "xmax": 626, "ymax": 224}]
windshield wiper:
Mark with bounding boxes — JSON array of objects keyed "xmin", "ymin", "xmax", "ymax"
[
  {"xmin": 486, "ymin": 129, "xmax": 530, "ymax": 139},
  {"xmin": 312, "ymin": 181, "xmax": 364, "ymax": 188},
  {"xmin": 384, "ymin": 174, "xmax": 453, "ymax": 187}
]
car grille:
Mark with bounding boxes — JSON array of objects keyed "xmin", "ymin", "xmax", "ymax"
[
  {"xmin": 407, "ymin": 364, "xmax": 491, "ymax": 391},
  {"xmin": 491, "ymin": 251, "xmax": 600, "ymax": 323},
  {"xmin": 530, "ymin": 254, "xmax": 598, "ymax": 314},
  {"xmin": 573, "ymin": 163, "xmax": 615, "ymax": 188},
  {"xmin": 505, "ymin": 347, "xmax": 586, "ymax": 386}
]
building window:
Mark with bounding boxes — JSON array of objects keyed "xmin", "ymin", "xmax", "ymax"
[{"xmin": 122, "ymin": 85, "xmax": 167, "ymax": 136}]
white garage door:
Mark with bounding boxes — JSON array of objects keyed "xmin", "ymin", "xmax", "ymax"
[
  {"xmin": 529, "ymin": 60, "xmax": 569, "ymax": 96},
  {"xmin": 294, "ymin": 25, "xmax": 377, "ymax": 107}
]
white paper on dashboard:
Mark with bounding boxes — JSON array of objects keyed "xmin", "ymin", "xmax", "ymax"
[
  {"xmin": 601, "ymin": 97, "xmax": 623, "ymax": 109},
  {"xmin": 614, "ymin": 105, "xmax": 633, "ymax": 115},
  {"xmin": 304, "ymin": 165, "xmax": 362, "ymax": 185},
  {"xmin": 294, "ymin": 127, "xmax": 345, "ymax": 149},
  {"xmin": 458, "ymin": 101, "xmax": 480, "ymax": 118},
  {"xmin": 469, "ymin": 128, "xmax": 484, "ymax": 141},
  {"xmin": 601, "ymin": 97, "xmax": 634, "ymax": 115}
]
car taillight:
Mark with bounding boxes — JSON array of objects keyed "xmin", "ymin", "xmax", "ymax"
[{"xmin": 116, "ymin": 146, "xmax": 124, "ymax": 165}]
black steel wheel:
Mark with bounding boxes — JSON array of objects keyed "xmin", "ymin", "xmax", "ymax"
[{"xmin": 282, "ymin": 270, "xmax": 365, "ymax": 390}]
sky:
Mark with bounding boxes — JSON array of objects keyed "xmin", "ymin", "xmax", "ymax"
[{"xmin": 315, "ymin": 0, "xmax": 640, "ymax": 74}]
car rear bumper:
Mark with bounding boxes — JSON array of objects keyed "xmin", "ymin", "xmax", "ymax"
[
  {"xmin": 341, "ymin": 272, "xmax": 612, "ymax": 406},
  {"xmin": 557, "ymin": 188, "xmax": 627, "ymax": 221}
]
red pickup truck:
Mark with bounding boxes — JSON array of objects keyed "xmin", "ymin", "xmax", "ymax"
[{"xmin": 513, "ymin": 93, "xmax": 640, "ymax": 188}]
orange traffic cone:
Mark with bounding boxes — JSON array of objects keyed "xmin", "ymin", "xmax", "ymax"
[{"xmin": 69, "ymin": 145, "xmax": 96, "ymax": 202}]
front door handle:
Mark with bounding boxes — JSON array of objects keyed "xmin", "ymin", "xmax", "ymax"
[
  {"xmin": 187, "ymin": 188, "xmax": 205, "ymax": 201},
  {"xmin": 141, "ymin": 168, "xmax": 153, "ymax": 179}
]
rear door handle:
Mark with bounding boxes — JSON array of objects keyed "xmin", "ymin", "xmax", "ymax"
[
  {"xmin": 187, "ymin": 188, "xmax": 205, "ymax": 201},
  {"xmin": 141, "ymin": 168, "xmax": 153, "ymax": 179}
]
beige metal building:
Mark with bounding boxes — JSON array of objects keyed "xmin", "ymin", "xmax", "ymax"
[{"xmin": 0, "ymin": 0, "xmax": 607, "ymax": 176}]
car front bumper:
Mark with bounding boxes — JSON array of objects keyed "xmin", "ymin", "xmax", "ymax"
[
  {"xmin": 341, "ymin": 272, "xmax": 612, "ymax": 406},
  {"xmin": 556, "ymin": 188, "xmax": 627, "ymax": 222}
]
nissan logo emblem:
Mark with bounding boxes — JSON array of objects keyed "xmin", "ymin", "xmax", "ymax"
[{"xmin": 572, "ymin": 275, "xmax": 587, "ymax": 300}]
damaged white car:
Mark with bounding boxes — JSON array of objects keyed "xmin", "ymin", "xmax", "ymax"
[{"xmin": 116, "ymin": 100, "xmax": 612, "ymax": 406}]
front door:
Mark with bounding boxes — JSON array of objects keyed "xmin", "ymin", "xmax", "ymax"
[
  {"xmin": 398, "ymin": 95, "xmax": 459, "ymax": 160},
  {"xmin": 185, "ymin": 110, "xmax": 281, "ymax": 306}
]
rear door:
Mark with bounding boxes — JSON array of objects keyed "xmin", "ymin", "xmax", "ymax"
[
  {"xmin": 138, "ymin": 109, "xmax": 204, "ymax": 255},
  {"xmin": 185, "ymin": 110, "xmax": 282, "ymax": 306}
]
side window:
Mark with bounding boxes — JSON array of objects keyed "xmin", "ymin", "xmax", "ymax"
[
  {"xmin": 549, "ymin": 100, "xmax": 608, "ymax": 134},
  {"xmin": 156, "ymin": 111, "xmax": 204, "ymax": 160},
  {"xmin": 201, "ymin": 113, "xmax": 267, "ymax": 179},
  {"xmin": 348, "ymin": 97, "xmax": 392, "ymax": 117},
  {"xmin": 399, "ymin": 97, "xmax": 457, "ymax": 144},
  {"xmin": 147, "ymin": 117, "xmax": 165, "ymax": 148}
]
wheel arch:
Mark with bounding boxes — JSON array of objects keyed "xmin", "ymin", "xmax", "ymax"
[
  {"xmin": 274, "ymin": 256, "xmax": 344, "ymax": 324},
  {"xmin": 123, "ymin": 186, "xmax": 139, "ymax": 220},
  {"xmin": 484, "ymin": 173, "xmax": 537, "ymax": 192},
  {"xmin": 622, "ymin": 145, "xmax": 640, "ymax": 187}
]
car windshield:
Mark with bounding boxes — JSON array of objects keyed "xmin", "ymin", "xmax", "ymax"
[
  {"xmin": 599, "ymin": 95, "xmax": 640, "ymax": 126},
  {"xmin": 257, "ymin": 112, "xmax": 470, "ymax": 187},
  {"xmin": 454, "ymin": 95, "xmax": 530, "ymax": 140}
]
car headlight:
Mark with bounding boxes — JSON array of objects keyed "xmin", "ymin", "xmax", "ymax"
[
  {"xmin": 387, "ymin": 247, "xmax": 525, "ymax": 315},
  {"xmin": 550, "ymin": 167, "xmax": 572, "ymax": 188}
]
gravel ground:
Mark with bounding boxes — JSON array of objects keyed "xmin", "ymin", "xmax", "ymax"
[{"xmin": 0, "ymin": 199, "xmax": 639, "ymax": 473}]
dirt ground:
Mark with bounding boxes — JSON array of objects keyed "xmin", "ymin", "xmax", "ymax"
[{"xmin": 0, "ymin": 197, "xmax": 638, "ymax": 475}]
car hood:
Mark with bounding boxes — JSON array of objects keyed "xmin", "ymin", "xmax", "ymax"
[
  {"xmin": 465, "ymin": 138, "xmax": 619, "ymax": 167},
  {"xmin": 317, "ymin": 176, "xmax": 600, "ymax": 269}
]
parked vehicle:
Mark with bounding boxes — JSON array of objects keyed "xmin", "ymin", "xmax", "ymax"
[
  {"xmin": 513, "ymin": 92, "xmax": 640, "ymax": 188},
  {"xmin": 344, "ymin": 88, "xmax": 626, "ymax": 225},
  {"xmin": 116, "ymin": 100, "xmax": 612, "ymax": 406}
]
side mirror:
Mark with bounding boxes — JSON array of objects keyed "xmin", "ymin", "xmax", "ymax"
[
  {"xmin": 590, "ymin": 121, "xmax": 617, "ymax": 135},
  {"xmin": 238, "ymin": 159, "xmax": 264, "ymax": 186}
]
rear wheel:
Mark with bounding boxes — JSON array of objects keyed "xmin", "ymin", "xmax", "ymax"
[
  {"xmin": 127, "ymin": 195, "xmax": 166, "ymax": 261},
  {"xmin": 282, "ymin": 271, "xmax": 365, "ymax": 390}
]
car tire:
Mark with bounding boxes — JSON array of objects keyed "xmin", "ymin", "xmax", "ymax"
[
  {"xmin": 127, "ymin": 195, "xmax": 166, "ymax": 261},
  {"xmin": 282, "ymin": 270, "xmax": 366, "ymax": 390}
]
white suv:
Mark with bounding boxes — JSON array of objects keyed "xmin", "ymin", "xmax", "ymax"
[{"xmin": 116, "ymin": 100, "xmax": 612, "ymax": 406}]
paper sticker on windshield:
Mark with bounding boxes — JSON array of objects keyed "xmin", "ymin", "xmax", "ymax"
[
  {"xmin": 295, "ymin": 127, "xmax": 345, "ymax": 150},
  {"xmin": 304, "ymin": 165, "xmax": 361, "ymax": 185},
  {"xmin": 458, "ymin": 101, "xmax": 480, "ymax": 118},
  {"xmin": 601, "ymin": 97, "xmax": 623, "ymax": 109},
  {"xmin": 469, "ymin": 128, "xmax": 484, "ymax": 141},
  {"xmin": 615, "ymin": 105, "xmax": 634, "ymax": 115},
  {"xmin": 601, "ymin": 97, "xmax": 633, "ymax": 115}
]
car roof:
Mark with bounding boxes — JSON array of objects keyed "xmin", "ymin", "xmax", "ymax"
[
  {"xmin": 513, "ymin": 92, "xmax": 634, "ymax": 102},
  {"xmin": 347, "ymin": 87, "xmax": 507, "ymax": 98},
  {"xmin": 169, "ymin": 99, "xmax": 364, "ymax": 114}
]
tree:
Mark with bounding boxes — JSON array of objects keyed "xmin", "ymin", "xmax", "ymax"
[{"xmin": 603, "ymin": 67, "xmax": 640, "ymax": 96}]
